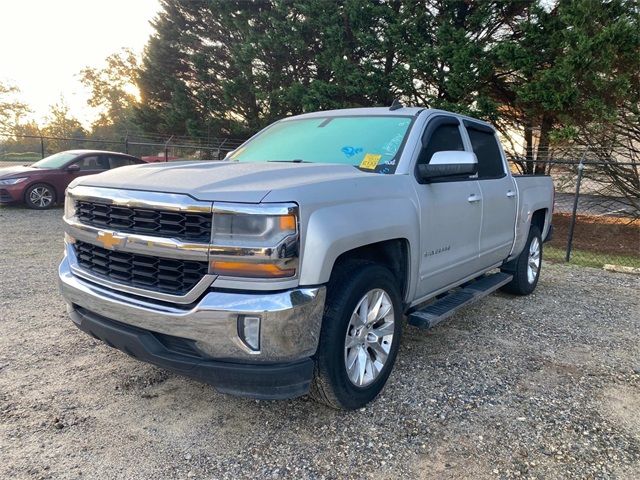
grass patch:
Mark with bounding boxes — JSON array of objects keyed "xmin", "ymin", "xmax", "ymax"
[
  {"xmin": 0, "ymin": 152, "xmax": 40, "ymax": 162},
  {"xmin": 545, "ymin": 245, "xmax": 640, "ymax": 269}
]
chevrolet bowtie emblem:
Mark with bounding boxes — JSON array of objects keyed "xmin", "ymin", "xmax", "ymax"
[{"xmin": 97, "ymin": 231, "xmax": 124, "ymax": 249}]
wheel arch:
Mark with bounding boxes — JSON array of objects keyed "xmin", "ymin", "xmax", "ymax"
[
  {"xmin": 530, "ymin": 208, "xmax": 548, "ymax": 235},
  {"xmin": 508, "ymin": 206, "xmax": 551, "ymax": 262},
  {"xmin": 298, "ymin": 196, "xmax": 420, "ymax": 299},
  {"xmin": 331, "ymin": 239, "xmax": 411, "ymax": 302}
]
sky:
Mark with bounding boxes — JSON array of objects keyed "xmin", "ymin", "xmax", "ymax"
[{"xmin": 0, "ymin": 0, "xmax": 160, "ymax": 126}]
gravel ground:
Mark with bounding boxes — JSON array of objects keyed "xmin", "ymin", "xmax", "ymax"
[{"xmin": 1, "ymin": 206, "xmax": 639, "ymax": 480}]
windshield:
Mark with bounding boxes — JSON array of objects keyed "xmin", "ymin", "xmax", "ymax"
[
  {"xmin": 31, "ymin": 152, "xmax": 78, "ymax": 169},
  {"xmin": 230, "ymin": 115, "xmax": 413, "ymax": 174}
]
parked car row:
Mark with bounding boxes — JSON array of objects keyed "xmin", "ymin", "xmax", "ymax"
[{"xmin": 0, "ymin": 150, "xmax": 144, "ymax": 209}]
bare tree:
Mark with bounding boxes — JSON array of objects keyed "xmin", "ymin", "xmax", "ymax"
[{"xmin": 577, "ymin": 104, "xmax": 640, "ymax": 219}]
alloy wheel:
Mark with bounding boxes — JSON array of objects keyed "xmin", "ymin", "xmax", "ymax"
[
  {"xmin": 344, "ymin": 288, "xmax": 395, "ymax": 387},
  {"xmin": 527, "ymin": 236, "xmax": 541, "ymax": 284},
  {"xmin": 29, "ymin": 187, "xmax": 53, "ymax": 208}
]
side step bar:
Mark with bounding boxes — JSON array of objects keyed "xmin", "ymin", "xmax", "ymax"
[{"xmin": 407, "ymin": 272, "xmax": 513, "ymax": 330}]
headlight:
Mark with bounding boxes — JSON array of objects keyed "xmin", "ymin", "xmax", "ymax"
[
  {"xmin": 209, "ymin": 202, "xmax": 299, "ymax": 279},
  {"xmin": 212, "ymin": 211, "xmax": 296, "ymax": 247},
  {"xmin": 64, "ymin": 193, "xmax": 76, "ymax": 219},
  {"xmin": 0, "ymin": 177, "xmax": 27, "ymax": 185}
]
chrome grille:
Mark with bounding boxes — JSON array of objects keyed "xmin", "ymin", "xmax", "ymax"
[
  {"xmin": 75, "ymin": 201, "xmax": 212, "ymax": 242},
  {"xmin": 74, "ymin": 240, "xmax": 208, "ymax": 295}
]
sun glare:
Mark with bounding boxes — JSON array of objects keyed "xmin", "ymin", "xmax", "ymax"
[{"xmin": 0, "ymin": 0, "xmax": 159, "ymax": 127}]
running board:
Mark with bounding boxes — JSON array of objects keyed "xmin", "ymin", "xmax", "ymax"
[{"xmin": 408, "ymin": 272, "xmax": 513, "ymax": 330}]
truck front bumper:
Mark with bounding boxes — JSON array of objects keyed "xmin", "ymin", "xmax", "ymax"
[{"xmin": 58, "ymin": 253, "xmax": 326, "ymax": 399}]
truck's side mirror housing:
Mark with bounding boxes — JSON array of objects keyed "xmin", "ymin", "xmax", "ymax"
[{"xmin": 417, "ymin": 151, "xmax": 477, "ymax": 182}]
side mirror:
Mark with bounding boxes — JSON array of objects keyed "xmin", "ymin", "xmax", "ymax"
[
  {"xmin": 66, "ymin": 164, "xmax": 80, "ymax": 172},
  {"xmin": 417, "ymin": 151, "xmax": 477, "ymax": 182}
]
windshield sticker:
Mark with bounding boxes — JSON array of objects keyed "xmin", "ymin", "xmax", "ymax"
[
  {"xmin": 341, "ymin": 146, "xmax": 363, "ymax": 158},
  {"xmin": 360, "ymin": 153, "xmax": 382, "ymax": 170},
  {"xmin": 383, "ymin": 133, "xmax": 404, "ymax": 155}
]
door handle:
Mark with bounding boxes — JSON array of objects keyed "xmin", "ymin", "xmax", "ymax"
[
  {"xmin": 467, "ymin": 194, "xmax": 482, "ymax": 203},
  {"xmin": 506, "ymin": 190, "xmax": 517, "ymax": 198}
]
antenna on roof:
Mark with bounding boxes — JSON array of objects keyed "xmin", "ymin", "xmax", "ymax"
[{"xmin": 389, "ymin": 98, "xmax": 404, "ymax": 111}]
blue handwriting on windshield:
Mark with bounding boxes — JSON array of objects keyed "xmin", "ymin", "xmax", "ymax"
[{"xmin": 341, "ymin": 146, "xmax": 363, "ymax": 157}]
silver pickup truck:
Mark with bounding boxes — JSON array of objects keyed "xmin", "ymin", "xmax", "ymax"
[{"xmin": 58, "ymin": 106, "xmax": 554, "ymax": 410}]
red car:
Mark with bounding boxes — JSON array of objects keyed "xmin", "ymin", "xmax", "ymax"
[{"xmin": 0, "ymin": 150, "xmax": 144, "ymax": 209}]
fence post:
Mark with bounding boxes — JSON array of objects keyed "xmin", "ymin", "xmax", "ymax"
[
  {"xmin": 124, "ymin": 134, "xmax": 129, "ymax": 154},
  {"xmin": 164, "ymin": 135, "xmax": 173, "ymax": 162},
  {"xmin": 40, "ymin": 136, "xmax": 45, "ymax": 159},
  {"xmin": 565, "ymin": 158, "xmax": 586, "ymax": 262}
]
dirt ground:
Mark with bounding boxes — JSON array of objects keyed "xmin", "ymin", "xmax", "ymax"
[
  {"xmin": 549, "ymin": 213, "xmax": 640, "ymax": 257},
  {"xmin": 1, "ymin": 207, "xmax": 639, "ymax": 480}
]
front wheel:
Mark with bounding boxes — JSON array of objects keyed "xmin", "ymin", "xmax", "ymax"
[
  {"xmin": 25, "ymin": 183, "xmax": 56, "ymax": 209},
  {"xmin": 310, "ymin": 262, "xmax": 402, "ymax": 410},
  {"xmin": 501, "ymin": 225, "xmax": 542, "ymax": 295}
]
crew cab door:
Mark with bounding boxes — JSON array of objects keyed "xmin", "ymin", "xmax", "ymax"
[
  {"xmin": 413, "ymin": 115, "xmax": 483, "ymax": 299},
  {"xmin": 463, "ymin": 121, "xmax": 517, "ymax": 267}
]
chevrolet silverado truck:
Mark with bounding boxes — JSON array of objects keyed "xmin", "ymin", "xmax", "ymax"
[{"xmin": 58, "ymin": 106, "xmax": 554, "ymax": 410}]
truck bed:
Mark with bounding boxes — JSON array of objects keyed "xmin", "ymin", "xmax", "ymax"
[{"xmin": 510, "ymin": 174, "xmax": 555, "ymax": 257}]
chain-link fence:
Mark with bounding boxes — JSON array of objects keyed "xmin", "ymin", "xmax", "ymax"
[
  {"xmin": 509, "ymin": 157, "xmax": 639, "ymax": 271},
  {"xmin": 0, "ymin": 133, "xmax": 246, "ymax": 163}
]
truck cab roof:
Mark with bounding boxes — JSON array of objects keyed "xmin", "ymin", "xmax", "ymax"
[
  {"xmin": 287, "ymin": 106, "xmax": 425, "ymax": 119},
  {"xmin": 284, "ymin": 106, "xmax": 495, "ymax": 131}
]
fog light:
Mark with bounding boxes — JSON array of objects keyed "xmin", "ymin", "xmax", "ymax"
[{"xmin": 238, "ymin": 315, "xmax": 261, "ymax": 351}]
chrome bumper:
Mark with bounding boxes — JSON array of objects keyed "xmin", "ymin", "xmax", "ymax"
[{"xmin": 58, "ymin": 253, "xmax": 325, "ymax": 362}]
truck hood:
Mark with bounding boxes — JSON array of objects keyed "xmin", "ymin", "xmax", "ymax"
[{"xmin": 74, "ymin": 160, "xmax": 372, "ymax": 203}]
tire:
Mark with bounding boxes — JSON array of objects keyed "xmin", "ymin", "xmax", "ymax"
[
  {"xmin": 24, "ymin": 183, "xmax": 56, "ymax": 209},
  {"xmin": 310, "ymin": 261, "xmax": 403, "ymax": 410},
  {"xmin": 501, "ymin": 225, "xmax": 542, "ymax": 295}
]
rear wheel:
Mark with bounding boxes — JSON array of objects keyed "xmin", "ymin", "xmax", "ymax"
[
  {"xmin": 310, "ymin": 262, "xmax": 402, "ymax": 410},
  {"xmin": 25, "ymin": 183, "xmax": 56, "ymax": 209},
  {"xmin": 501, "ymin": 225, "xmax": 542, "ymax": 295}
]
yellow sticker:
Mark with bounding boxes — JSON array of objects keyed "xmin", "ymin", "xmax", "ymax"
[
  {"xmin": 359, "ymin": 153, "xmax": 382, "ymax": 170},
  {"xmin": 229, "ymin": 147, "xmax": 246, "ymax": 159}
]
